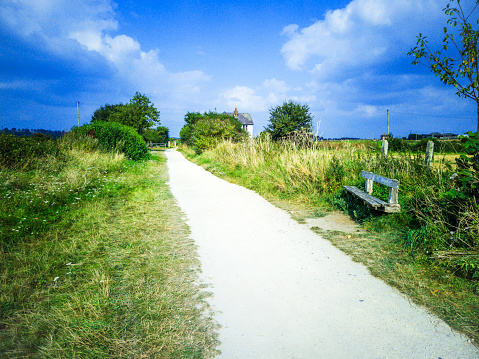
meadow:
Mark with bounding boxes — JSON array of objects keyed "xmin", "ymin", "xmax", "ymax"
[
  {"xmin": 182, "ymin": 133, "xmax": 479, "ymax": 345},
  {"xmin": 0, "ymin": 133, "xmax": 219, "ymax": 358}
]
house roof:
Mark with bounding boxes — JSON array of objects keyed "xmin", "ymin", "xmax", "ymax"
[{"xmin": 223, "ymin": 111, "xmax": 254, "ymax": 126}]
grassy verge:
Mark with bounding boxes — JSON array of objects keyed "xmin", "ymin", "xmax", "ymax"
[
  {"xmin": 0, "ymin": 145, "xmax": 219, "ymax": 358},
  {"xmin": 180, "ymin": 138, "xmax": 479, "ymax": 346}
]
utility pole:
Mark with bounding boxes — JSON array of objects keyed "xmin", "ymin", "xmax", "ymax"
[
  {"xmin": 77, "ymin": 101, "xmax": 80, "ymax": 126},
  {"xmin": 387, "ymin": 109, "xmax": 390, "ymax": 136}
]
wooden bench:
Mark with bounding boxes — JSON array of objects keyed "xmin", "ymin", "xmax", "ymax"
[{"xmin": 343, "ymin": 171, "xmax": 401, "ymax": 213}]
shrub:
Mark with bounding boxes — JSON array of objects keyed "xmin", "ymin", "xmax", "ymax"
[
  {"xmin": 72, "ymin": 122, "xmax": 149, "ymax": 161},
  {"xmin": 0, "ymin": 133, "xmax": 62, "ymax": 169},
  {"xmin": 180, "ymin": 111, "xmax": 246, "ymax": 154}
]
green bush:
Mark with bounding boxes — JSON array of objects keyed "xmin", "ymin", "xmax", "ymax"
[
  {"xmin": 72, "ymin": 122, "xmax": 149, "ymax": 161},
  {"xmin": 0, "ymin": 133, "xmax": 62, "ymax": 169},
  {"xmin": 180, "ymin": 111, "xmax": 246, "ymax": 154},
  {"xmin": 180, "ymin": 112, "xmax": 204, "ymax": 146}
]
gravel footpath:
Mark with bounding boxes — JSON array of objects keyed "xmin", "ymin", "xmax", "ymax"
[{"xmin": 166, "ymin": 149, "xmax": 479, "ymax": 359}]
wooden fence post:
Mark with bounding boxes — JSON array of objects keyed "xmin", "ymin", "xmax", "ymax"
[
  {"xmin": 425, "ymin": 140, "xmax": 434, "ymax": 167},
  {"xmin": 382, "ymin": 139, "xmax": 388, "ymax": 159}
]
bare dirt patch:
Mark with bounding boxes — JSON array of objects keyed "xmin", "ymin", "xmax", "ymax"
[{"xmin": 305, "ymin": 211, "xmax": 363, "ymax": 233}]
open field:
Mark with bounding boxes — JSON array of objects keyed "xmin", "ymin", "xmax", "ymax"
[{"xmin": 0, "ymin": 141, "xmax": 219, "ymax": 358}]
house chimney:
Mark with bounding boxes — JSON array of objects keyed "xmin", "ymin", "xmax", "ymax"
[{"xmin": 234, "ymin": 108, "xmax": 238, "ymax": 117}]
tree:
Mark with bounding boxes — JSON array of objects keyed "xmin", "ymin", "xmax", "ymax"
[
  {"xmin": 91, "ymin": 103, "xmax": 124, "ymax": 122},
  {"xmin": 157, "ymin": 126, "xmax": 169, "ymax": 143},
  {"xmin": 265, "ymin": 101, "xmax": 313, "ymax": 140},
  {"xmin": 142, "ymin": 126, "xmax": 170, "ymax": 143},
  {"xmin": 408, "ymin": 0, "xmax": 479, "ymax": 132},
  {"xmin": 180, "ymin": 112, "xmax": 203, "ymax": 145},
  {"xmin": 110, "ymin": 92, "xmax": 160, "ymax": 134},
  {"xmin": 92, "ymin": 92, "xmax": 160, "ymax": 134}
]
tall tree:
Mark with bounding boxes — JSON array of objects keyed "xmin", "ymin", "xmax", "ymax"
[
  {"xmin": 265, "ymin": 101, "xmax": 313, "ymax": 140},
  {"xmin": 110, "ymin": 92, "xmax": 160, "ymax": 134},
  {"xmin": 91, "ymin": 104, "xmax": 124, "ymax": 122},
  {"xmin": 92, "ymin": 93, "xmax": 160, "ymax": 134},
  {"xmin": 408, "ymin": 0, "xmax": 479, "ymax": 132}
]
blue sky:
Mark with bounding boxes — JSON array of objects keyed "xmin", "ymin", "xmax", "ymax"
[{"xmin": 0, "ymin": 0, "xmax": 477, "ymax": 138}]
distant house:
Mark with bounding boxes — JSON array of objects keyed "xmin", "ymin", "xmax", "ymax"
[{"xmin": 223, "ymin": 108, "xmax": 254, "ymax": 136}]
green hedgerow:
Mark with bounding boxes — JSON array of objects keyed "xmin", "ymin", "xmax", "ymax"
[
  {"xmin": 72, "ymin": 122, "xmax": 149, "ymax": 161},
  {"xmin": 0, "ymin": 133, "xmax": 62, "ymax": 170}
]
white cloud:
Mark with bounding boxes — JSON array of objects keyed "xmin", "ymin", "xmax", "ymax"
[
  {"xmin": 0, "ymin": 0, "xmax": 210, "ymax": 100},
  {"xmin": 356, "ymin": 104, "xmax": 379, "ymax": 117},
  {"xmin": 263, "ymin": 78, "xmax": 289, "ymax": 93},
  {"xmin": 218, "ymin": 86, "xmax": 266, "ymax": 112},
  {"xmin": 0, "ymin": 0, "xmax": 117, "ymax": 46},
  {"xmin": 217, "ymin": 78, "xmax": 316, "ymax": 114},
  {"xmin": 280, "ymin": 0, "xmax": 442, "ymax": 76}
]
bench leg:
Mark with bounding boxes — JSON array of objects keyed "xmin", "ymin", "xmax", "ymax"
[
  {"xmin": 365, "ymin": 179, "xmax": 373, "ymax": 195},
  {"xmin": 389, "ymin": 187, "xmax": 399, "ymax": 205}
]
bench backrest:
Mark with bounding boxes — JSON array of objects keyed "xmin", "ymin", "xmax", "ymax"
[{"xmin": 361, "ymin": 171, "xmax": 399, "ymax": 189}]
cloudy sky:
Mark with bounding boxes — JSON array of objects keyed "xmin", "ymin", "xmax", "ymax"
[{"xmin": 0, "ymin": 0, "xmax": 477, "ymax": 138}]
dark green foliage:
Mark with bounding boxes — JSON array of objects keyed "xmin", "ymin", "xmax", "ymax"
[
  {"xmin": 91, "ymin": 103, "xmax": 124, "ymax": 122},
  {"xmin": 109, "ymin": 92, "xmax": 160, "ymax": 134},
  {"xmin": 265, "ymin": 101, "xmax": 313, "ymax": 140},
  {"xmin": 142, "ymin": 126, "xmax": 169, "ymax": 143},
  {"xmin": 451, "ymin": 131, "xmax": 479, "ymax": 199},
  {"xmin": 73, "ymin": 122, "xmax": 149, "ymax": 161},
  {"xmin": 157, "ymin": 126, "xmax": 169, "ymax": 143},
  {"xmin": 387, "ymin": 136, "xmax": 464, "ymax": 153},
  {"xmin": 408, "ymin": 133, "xmax": 424, "ymax": 140},
  {"xmin": 91, "ymin": 92, "xmax": 160, "ymax": 134},
  {"xmin": 180, "ymin": 112, "xmax": 203, "ymax": 146},
  {"xmin": 180, "ymin": 111, "xmax": 247, "ymax": 153},
  {"xmin": 0, "ymin": 133, "xmax": 62, "ymax": 169}
]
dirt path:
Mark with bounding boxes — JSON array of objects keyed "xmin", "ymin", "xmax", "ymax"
[{"xmin": 165, "ymin": 149, "xmax": 478, "ymax": 359}]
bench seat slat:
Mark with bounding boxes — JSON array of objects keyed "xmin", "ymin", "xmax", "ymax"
[{"xmin": 343, "ymin": 186, "xmax": 386, "ymax": 208}]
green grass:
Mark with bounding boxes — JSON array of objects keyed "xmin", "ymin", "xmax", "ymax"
[
  {"xmin": 181, "ymin": 136, "xmax": 479, "ymax": 347},
  {"xmin": 0, "ymin": 145, "xmax": 219, "ymax": 358}
]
